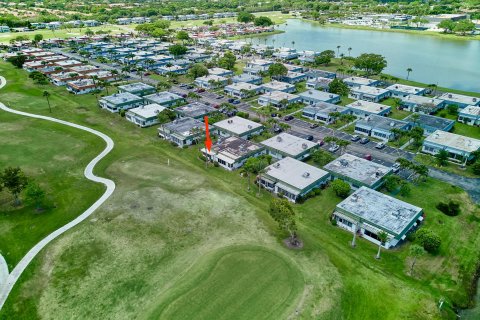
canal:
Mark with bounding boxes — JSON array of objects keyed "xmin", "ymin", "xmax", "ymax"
[{"xmin": 249, "ymin": 19, "xmax": 480, "ymax": 92}]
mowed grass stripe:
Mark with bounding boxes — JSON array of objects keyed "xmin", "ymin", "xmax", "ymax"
[{"xmin": 149, "ymin": 246, "xmax": 304, "ymax": 320}]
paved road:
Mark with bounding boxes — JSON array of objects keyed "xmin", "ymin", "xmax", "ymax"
[
  {"xmin": 428, "ymin": 168, "xmax": 480, "ymax": 203},
  {"xmin": 0, "ymin": 76, "xmax": 116, "ymax": 310}
]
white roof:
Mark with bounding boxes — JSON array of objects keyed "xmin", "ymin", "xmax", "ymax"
[
  {"xmin": 460, "ymin": 105, "xmax": 480, "ymax": 117},
  {"xmin": 261, "ymin": 133, "xmax": 316, "ymax": 157},
  {"xmin": 225, "ymin": 82, "xmax": 260, "ymax": 91},
  {"xmin": 214, "ymin": 116, "xmax": 263, "ymax": 135},
  {"xmin": 386, "ymin": 84, "xmax": 425, "ymax": 95},
  {"xmin": 424, "ymin": 130, "xmax": 480, "ymax": 153},
  {"xmin": 264, "ymin": 157, "xmax": 329, "ymax": 191},
  {"xmin": 346, "ymin": 100, "xmax": 391, "ymax": 114},
  {"xmin": 262, "ymin": 81, "xmax": 294, "ymax": 91},
  {"xmin": 344, "ymin": 76, "xmax": 378, "ymax": 86},
  {"xmin": 439, "ymin": 93, "xmax": 479, "ymax": 105},
  {"xmin": 260, "ymin": 91, "xmax": 299, "ymax": 102},
  {"xmin": 401, "ymin": 94, "xmax": 444, "ymax": 106},
  {"xmin": 127, "ymin": 103, "xmax": 166, "ymax": 118},
  {"xmin": 352, "ymin": 85, "xmax": 390, "ymax": 96}
]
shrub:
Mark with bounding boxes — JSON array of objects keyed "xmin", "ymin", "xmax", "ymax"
[
  {"xmin": 330, "ymin": 217, "xmax": 337, "ymax": 226},
  {"xmin": 472, "ymin": 161, "xmax": 480, "ymax": 175},
  {"xmin": 119, "ymin": 109, "xmax": 126, "ymax": 117},
  {"xmin": 436, "ymin": 200, "xmax": 461, "ymax": 217},
  {"xmin": 415, "ymin": 228, "xmax": 441, "ymax": 253},
  {"xmin": 331, "ymin": 179, "xmax": 351, "ymax": 198},
  {"xmin": 399, "ymin": 183, "xmax": 411, "ymax": 196},
  {"xmin": 384, "ymin": 175, "xmax": 401, "ymax": 192}
]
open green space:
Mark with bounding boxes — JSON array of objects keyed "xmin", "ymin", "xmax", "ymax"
[
  {"xmin": 0, "ymin": 61, "xmax": 479, "ymax": 319},
  {"xmin": 415, "ymin": 154, "xmax": 478, "ymax": 178},
  {"xmin": 148, "ymin": 246, "xmax": 304, "ymax": 320}
]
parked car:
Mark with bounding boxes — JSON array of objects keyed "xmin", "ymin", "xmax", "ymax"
[
  {"xmin": 271, "ymin": 113, "xmax": 278, "ymax": 118},
  {"xmin": 212, "ymin": 104, "xmax": 220, "ymax": 109},
  {"xmin": 328, "ymin": 144, "xmax": 340, "ymax": 153},
  {"xmin": 227, "ymin": 98, "xmax": 235, "ymax": 103},
  {"xmin": 375, "ymin": 142, "xmax": 386, "ymax": 149},
  {"xmin": 273, "ymin": 126, "xmax": 282, "ymax": 133},
  {"xmin": 216, "ymin": 95, "xmax": 224, "ymax": 99},
  {"xmin": 186, "ymin": 85, "xmax": 194, "ymax": 89},
  {"xmin": 305, "ymin": 135, "xmax": 314, "ymax": 141},
  {"xmin": 179, "ymin": 84, "xmax": 187, "ymax": 88},
  {"xmin": 232, "ymin": 100, "xmax": 240, "ymax": 105},
  {"xmin": 310, "ymin": 123, "xmax": 319, "ymax": 129},
  {"xmin": 351, "ymin": 135, "xmax": 361, "ymax": 142},
  {"xmin": 359, "ymin": 137, "xmax": 370, "ymax": 144},
  {"xmin": 195, "ymin": 88, "xmax": 205, "ymax": 93},
  {"xmin": 284, "ymin": 115, "xmax": 294, "ymax": 121},
  {"xmin": 317, "ymin": 139, "xmax": 325, "ymax": 146},
  {"xmin": 364, "ymin": 154, "xmax": 372, "ymax": 161},
  {"xmin": 392, "ymin": 162, "xmax": 401, "ymax": 173}
]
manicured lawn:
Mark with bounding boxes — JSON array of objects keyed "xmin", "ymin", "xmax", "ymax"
[
  {"xmin": 147, "ymin": 246, "xmax": 304, "ymax": 320},
  {"xmin": 415, "ymin": 154, "xmax": 478, "ymax": 178},
  {"xmin": 382, "ymin": 98, "xmax": 412, "ymax": 120},
  {"xmin": 0, "ymin": 61, "xmax": 479, "ymax": 319}
]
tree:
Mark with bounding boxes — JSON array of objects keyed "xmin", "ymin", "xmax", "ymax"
[
  {"xmin": 415, "ymin": 228, "xmax": 441, "ymax": 253},
  {"xmin": 24, "ymin": 182, "xmax": 46, "ymax": 210},
  {"xmin": 314, "ymin": 50, "xmax": 335, "ymax": 66},
  {"xmin": 218, "ymin": 51, "xmax": 236, "ymax": 70},
  {"xmin": 328, "ymin": 78, "xmax": 349, "ymax": 96},
  {"xmin": 157, "ymin": 109, "xmax": 176, "ymax": 124},
  {"xmin": 85, "ymin": 29, "xmax": 94, "ymax": 36},
  {"xmin": 331, "ymin": 179, "xmax": 350, "ymax": 198},
  {"xmin": 312, "ymin": 149, "xmax": 334, "ymax": 166},
  {"xmin": 438, "ymin": 19, "xmax": 456, "ymax": 33},
  {"xmin": 168, "ymin": 44, "xmax": 188, "ymax": 58},
  {"xmin": 384, "ymin": 175, "xmax": 402, "ymax": 192},
  {"xmin": 267, "ymin": 63, "xmax": 288, "ymax": 79},
  {"xmin": 348, "ymin": 47, "xmax": 352, "ymax": 56},
  {"xmin": 254, "ymin": 16, "xmax": 273, "ymax": 27},
  {"xmin": 243, "ymin": 157, "xmax": 268, "ymax": 191},
  {"xmin": 376, "ymin": 231, "xmax": 388, "ymax": 259},
  {"xmin": 406, "ymin": 67, "xmax": 412, "ymax": 80},
  {"xmin": 7, "ymin": 55, "xmax": 27, "ymax": 68},
  {"xmin": 411, "ymin": 16, "xmax": 428, "ymax": 28},
  {"xmin": 43, "ymin": 91, "xmax": 52, "ymax": 113},
  {"xmin": 269, "ymin": 198, "xmax": 299, "ymax": 246},
  {"xmin": 189, "ymin": 63, "xmax": 209, "ymax": 79},
  {"xmin": 33, "ymin": 33, "xmax": 43, "ymax": 46},
  {"xmin": 336, "ymin": 45, "xmax": 341, "ymax": 57},
  {"xmin": 1, "ymin": 167, "xmax": 29, "ymax": 205},
  {"xmin": 399, "ymin": 183, "xmax": 411, "ymax": 196},
  {"xmin": 409, "ymin": 244, "xmax": 425, "ymax": 275},
  {"xmin": 472, "ymin": 161, "xmax": 480, "ymax": 176},
  {"xmin": 446, "ymin": 104, "xmax": 458, "ymax": 115},
  {"xmin": 435, "ymin": 149, "xmax": 449, "ymax": 166},
  {"xmin": 237, "ymin": 11, "xmax": 255, "ymax": 23},
  {"xmin": 176, "ymin": 30, "xmax": 190, "ymax": 43},
  {"xmin": 354, "ymin": 53, "xmax": 387, "ymax": 75},
  {"xmin": 454, "ymin": 20, "xmax": 475, "ymax": 36}
]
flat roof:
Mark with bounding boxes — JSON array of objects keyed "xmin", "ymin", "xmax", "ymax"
[
  {"xmin": 439, "ymin": 93, "xmax": 479, "ymax": 105},
  {"xmin": 225, "ymin": 82, "xmax": 260, "ymax": 91},
  {"xmin": 214, "ymin": 116, "xmax": 263, "ymax": 135},
  {"xmin": 351, "ymin": 85, "xmax": 390, "ymax": 96},
  {"xmin": 260, "ymin": 91, "xmax": 299, "ymax": 102},
  {"xmin": 324, "ymin": 153, "xmax": 391, "ymax": 187},
  {"xmin": 307, "ymin": 77, "xmax": 333, "ymax": 86},
  {"xmin": 101, "ymin": 92, "xmax": 143, "ymax": 105},
  {"xmin": 460, "ymin": 105, "xmax": 480, "ymax": 117},
  {"xmin": 404, "ymin": 114, "xmax": 454, "ymax": 130},
  {"xmin": 144, "ymin": 91, "xmax": 183, "ymax": 105},
  {"xmin": 118, "ymin": 82, "xmax": 155, "ymax": 92},
  {"xmin": 424, "ymin": 130, "xmax": 480, "ymax": 153},
  {"xmin": 356, "ymin": 114, "xmax": 409, "ymax": 131},
  {"xmin": 247, "ymin": 59, "xmax": 272, "ymax": 66},
  {"xmin": 261, "ymin": 81, "xmax": 295, "ymax": 91},
  {"xmin": 196, "ymin": 74, "xmax": 227, "ymax": 82},
  {"xmin": 176, "ymin": 102, "xmax": 216, "ymax": 118},
  {"xmin": 208, "ymin": 67, "xmax": 233, "ymax": 75},
  {"xmin": 344, "ymin": 76, "xmax": 378, "ymax": 86},
  {"xmin": 386, "ymin": 84, "xmax": 425, "ymax": 94},
  {"xmin": 346, "ymin": 100, "xmax": 391, "ymax": 114},
  {"xmin": 127, "ymin": 103, "xmax": 166, "ymax": 118},
  {"xmin": 299, "ymin": 89, "xmax": 339, "ymax": 101},
  {"xmin": 261, "ymin": 133, "xmax": 317, "ymax": 157},
  {"xmin": 401, "ymin": 94, "xmax": 444, "ymax": 106},
  {"xmin": 68, "ymin": 65, "xmax": 98, "ymax": 73},
  {"xmin": 264, "ymin": 157, "xmax": 329, "ymax": 191},
  {"xmin": 337, "ymin": 186, "xmax": 422, "ymax": 235},
  {"xmin": 162, "ymin": 117, "xmax": 203, "ymax": 136},
  {"xmin": 210, "ymin": 136, "xmax": 263, "ymax": 162},
  {"xmin": 232, "ymin": 74, "xmax": 262, "ymax": 82}
]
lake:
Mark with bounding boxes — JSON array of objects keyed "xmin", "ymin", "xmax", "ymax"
[{"xmin": 248, "ymin": 19, "xmax": 480, "ymax": 92}]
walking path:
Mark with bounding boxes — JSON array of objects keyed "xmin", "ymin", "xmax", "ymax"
[{"xmin": 0, "ymin": 75, "xmax": 116, "ymax": 310}]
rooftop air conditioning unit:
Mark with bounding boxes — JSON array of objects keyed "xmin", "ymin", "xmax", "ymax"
[
  {"xmin": 273, "ymin": 163, "xmax": 280, "ymax": 168},
  {"xmin": 276, "ymin": 136, "xmax": 282, "ymax": 142},
  {"xmin": 301, "ymin": 143, "xmax": 307, "ymax": 149},
  {"xmin": 303, "ymin": 172, "xmax": 310, "ymax": 178}
]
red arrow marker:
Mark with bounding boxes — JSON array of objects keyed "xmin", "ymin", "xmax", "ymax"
[{"xmin": 204, "ymin": 115, "xmax": 212, "ymax": 152}]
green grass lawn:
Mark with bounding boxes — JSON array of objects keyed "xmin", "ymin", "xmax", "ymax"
[
  {"xmin": 415, "ymin": 154, "xmax": 478, "ymax": 178},
  {"xmin": 0, "ymin": 61, "xmax": 479, "ymax": 319}
]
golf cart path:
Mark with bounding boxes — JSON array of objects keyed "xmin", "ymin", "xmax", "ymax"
[{"xmin": 0, "ymin": 75, "xmax": 116, "ymax": 310}]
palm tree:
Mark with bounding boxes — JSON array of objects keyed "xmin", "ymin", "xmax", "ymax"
[
  {"xmin": 336, "ymin": 45, "xmax": 341, "ymax": 57},
  {"xmin": 339, "ymin": 53, "xmax": 345, "ymax": 65},
  {"xmin": 43, "ymin": 91, "xmax": 52, "ymax": 113},
  {"xmin": 348, "ymin": 47, "xmax": 352, "ymax": 56},
  {"xmin": 376, "ymin": 231, "xmax": 388, "ymax": 259},
  {"xmin": 406, "ymin": 68, "xmax": 413, "ymax": 80},
  {"xmin": 291, "ymin": 40, "xmax": 295, "ymax": 48}
]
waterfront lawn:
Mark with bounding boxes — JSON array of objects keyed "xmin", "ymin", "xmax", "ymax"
[{"xmin": 1, "ymin": 61, "xmax": 479, "ymax": 319}]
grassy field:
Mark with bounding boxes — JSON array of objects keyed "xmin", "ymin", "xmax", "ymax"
[{"xmin": 0, "ymin": 61, "xmax": 479, "ymax": 319}]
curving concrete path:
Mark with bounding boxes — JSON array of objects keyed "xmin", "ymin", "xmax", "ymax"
[{"xmin": 0, "ymin": 75, "xmax": 116, "ymax": 310}]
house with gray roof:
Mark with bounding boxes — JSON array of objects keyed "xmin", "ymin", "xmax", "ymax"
[
  {"xmin": 302, "ymin": 103, "xmax": 348, "ymax": 124},
  {"xmin": 400, "ymin": 95, "xmax": 446, "ymax": 114},
  {"xmin": 438, "ymin": 93, "xmax": 479, "ymax": 109},
  {"xmin": 345, "ymin": 100, "xmax": 391, "ymax": 118},
  {"xmin": 306, "ymin": 77, "xmax": 333, "ymax": 91},
  {"xmin": 404, "ymin": 114, "xmax": 454, "ymax": 136},
  {"xmin": 175, "ymin": 102, "xmax": 217, "ymax": 119},
  {"xmin": 232, "ymin": 74, "xmax": 263, "ymax": 85},
  {"xmin": 99, "ymin": 92, "xmax": 144, "ymax": 113},
  {"xmin": 355, "ymin": 115, "xmax": 410, "ymax": 141},
  {"xmin": 144, "ymin": 91, "xmax": 185, "ymax": 107},
  {"xmin": 194, "ymin": 75, "xmax": 228, "ymax": 89},
  {"xmin": 343, "ymin": 76, "xmax": 381, "ymax": 88},
  {"xmin": 386, "ymin": 84, "xmax": 427, "ymax": 98},
  {"xmin": 299, "ymin": 89, "xmax": 341, "ymax": 105},
  {"xmin": 213, "ymin": 116, "xmax": 264, "ymax": 139},
  {"xmin": 458, "ymin": 105, "xmax": 480, "ymax": 126},
  {"xmin": 258, "ymin": 91, "xmax": 301, "ymax": 108},
  {"xmin": 349, "ymin": 85, "xmax": 391, "ymax": 103},
  {"xmin": 422, "ymin": 130, "xmax": 480, "ymax": 162},
  {"xmin": 157, "ymin": 117, "xmax": 204, "ymax": 147},
  {"xmin": 118, "ymin": 82, "xmax": 156, "ymax": 97},
  {"xmin": 224, "ymin": 82, "xmax": 261, "ymax": 98},
  {"xmin": 260, "ymin": 133, "xmax": 318, "ymax": 160},
  {"xmin": 260, "ymin": 81, "xmax": 296, "ymax": 93},
  {"xmin": 333, "ymin": 187, "xmax": 424, "ymax": 248},
  {"xmin": 126, "ymin": 103, "xmax": 166, "ymax": 127}
]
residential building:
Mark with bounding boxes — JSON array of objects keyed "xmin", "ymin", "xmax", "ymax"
[
  {"xmin": 404, "ymin": 114, "xmax": 454, "ymax": 136},
  {"xmin": 202, "ymin": 136, "xmax": 266, "ymax": 170},
  {"xmin": 306, "ymin": 77, "xmax": 333, "ymax": 91},
  {"xmin": 422, "ymin": 130, "xmax": 480, "ymax": 162},
  {"xmin": 279, "ymin": 71, "xmax": 306, "ymax": 84},
  {"xmin": 355, "ymin": 115, "xmax": 410, "ymax": 141},
  {"xmin": 175, "ymin": 102, "xmax": 217, "ymax": 119},
  {"xmin": 157, "ymin": 65, "xmax": 188, "ymax": 75},
  {"xmin": 302, "ymin": 103, "xmax": 348, "ymax": 124},
  {"xmin": 260, "ymin": 81, "xmax": 296, "ymax": 93},
  {"xmin": 259, "ymin": 157, "xmax": 330, "ymax": 202},
  {"xmin": 333, "ymin": 187, "xmax": 424, "ymax": 248},
  {"xmin": 272, "ymin": 47, "xmax": 298, "ymax": 60},
  {"xmin": 231, "ymin": 74, "xmax": 263, "ymax": 85},
  {"xmin": 194, "ymin": 75, "xmax": 228, "ymax": 89},
  {"xmin": 126, "ymin": 103, "xmax": 166, "ymax": 127},
  {"xmin": 386, "ymin": 84, "xmax": 427, "ymax": 98},
  {"xmin": 208, "ymin": 67, "xmax": 234, "ymax": 77},
  {"xmin": 349, "ymin": 85, "xmax": 391, "ymax": 102},
  {"xmin": 258, "ymin": 91, "xmax": 301, "ymax": 108},
  {"xmin": 213, "ymin": 116, "xmax": 264, "ymax": 139},
  {"xmin": 0, "ymin": 26, "xmax": 10, "ymax": 33},
  {"xmin": 66, "ymin": 79, "xmax": 99, "ymax": 95},
  {"xmin": 305, "ymin": 70, "xmax": 336, "ymax": 80},
  {"xmin": 439, "ymin": 93, "xmax": 480, "ymax": 109},
  {"xmin": 458, "ymin": 105, "xmax": 480, "ymax": 126},
  {"xmin": 243, "ymin": 59, "xmax": 273, "ymax": 75},
  {"xmin": 324, "ymin": 153, "xmax": 392, "ymax": 190},
  {"xmin": 224, "ymin": 82, "xmax": 261, "ymax": 98},
  {"xmin": 260, "ymin": 133, "xmax": 317, "ymax": 160},
  {"xmin": 118, "ymin": 82, "xmax": 156, "ymax": 97},
  {"xmin": 50, "ymin": 72, "xmax": 85, "ymax": 86},
  {"xmin": 343, "ymin": 76, "xmax": 381, "ymax": 88},
  {"xmin": 400, "ymin": 95, "xmax": 446, "ymax": 114},
  {"xmin": 158, "ymin": 117, "xmax": 204, "ymax": 147},
  {"xmin": 144, "ymin": 92, "xmax": 185, "ymax": 107},
  {"xmin": 346, "ymin": 100, "xmax": 391, "ymax": 118},
  {"xmin": 68, "ymin": 65, "xmax": 99, "ymax": 74},
  {"xmin": 299, "ymin": 89, "xmax": 341, "ymax": 105},
  {"xmin": 54, "ymin": 59, "xmax": 83, "ymax": 69},
  {"xmin": 99, "ymin": 92, "xmax": 144, "ymax": 113}
]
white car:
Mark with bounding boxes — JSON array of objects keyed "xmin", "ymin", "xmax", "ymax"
[
  {"xmin": 375, "ymin": 142, "xmax": 386, "ymax": 149},
  {"xmin": 328, "ymin": 144, "xmax": 340, "ymax": 153},
  {"xmin": 392, "ymin": 162, "xmax": 401, "ymax": 173}
]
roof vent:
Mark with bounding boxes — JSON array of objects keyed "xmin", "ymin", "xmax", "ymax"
[
  {"xmin": 302, "ymin": 172, "xmax": 310, "ymax": 178},
  {"xmin": 301, "ymin": 143, "xmax": 307, "ymax": 149},
  {"xmin": 339, "ymin": 159, "xmax": 348, "ymax": 166},
  {"xmin": 448, "ymin": 94, "xmax": 452, "ymax": 98},
  {"xmin": 273, "ymin": 162, "xmax": 280, "ymax": 168},
  {"xmin": 276, "ymin": 136, "xmax": 282, "ymax": 142},
  {"xmin": 248, "ymin": 125, "xmax": 252, "ymax": 129},
  {"xmin": 390, "ymin": 122, "xmax": 395, "ymax": 127}
]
